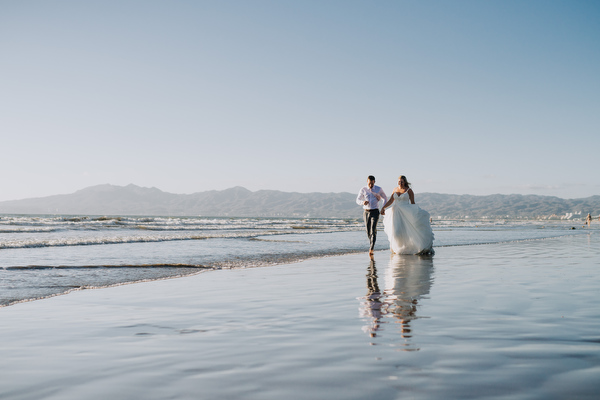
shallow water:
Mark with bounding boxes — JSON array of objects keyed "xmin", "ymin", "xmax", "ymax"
[{"xmin": 0, "ymin": 233, "xmax": 598, "ymax": 399}]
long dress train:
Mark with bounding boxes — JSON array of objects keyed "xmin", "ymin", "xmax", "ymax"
[{"xmin": 383, "ymin": 191, "xmax": 434, "ymax": 255}]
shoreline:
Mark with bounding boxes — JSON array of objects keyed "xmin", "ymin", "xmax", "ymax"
[{"xmin": 1, "ymin": 229, "xmax": 588, "ymax": 309}]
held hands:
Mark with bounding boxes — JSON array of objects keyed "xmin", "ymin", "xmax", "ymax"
[{"xmin": 381, "ymin": 208, "xmax": 385, "ymax": 215}]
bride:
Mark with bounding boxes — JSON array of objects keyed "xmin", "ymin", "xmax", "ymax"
[{"xmin": 381, "ymin": 175, "xmax": 434, "ymax": 255}]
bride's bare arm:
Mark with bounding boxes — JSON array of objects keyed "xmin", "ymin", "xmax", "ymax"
[{"xmin": 408, "ymin": 189, "xmax": 415, "ymax": 204}]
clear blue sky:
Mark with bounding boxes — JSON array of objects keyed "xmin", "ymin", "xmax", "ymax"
[{"xmin": 1, "ymin": 0, "xmax": 599, "ymax": 201}]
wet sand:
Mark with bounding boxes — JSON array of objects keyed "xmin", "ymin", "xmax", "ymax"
[{"xmin": 1, "ymin": 233, "xmax": 599, "ymax": 399}]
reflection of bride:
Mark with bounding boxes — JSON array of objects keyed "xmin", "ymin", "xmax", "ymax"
[
  {"xmin": 381, "ymin": 175, "xmax": 434, "ymax": 255},
  {"xmin": 383, "ymin": 254, "xmax": 434, "ymax": 348}
]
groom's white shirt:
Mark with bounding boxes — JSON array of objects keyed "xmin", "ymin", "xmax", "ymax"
[{"xmin": 356, "ymin": 185, "xmax": 388, "ymax": 210}]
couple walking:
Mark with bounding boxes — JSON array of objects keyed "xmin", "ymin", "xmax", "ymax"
[{"xmin": 356, "ymin": 175, "xmax": 434, "ymax": 256}]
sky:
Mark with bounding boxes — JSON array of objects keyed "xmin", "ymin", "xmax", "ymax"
[{"xmin": 1, "ymin": 0, "xmax": 599, "ymax": 201}]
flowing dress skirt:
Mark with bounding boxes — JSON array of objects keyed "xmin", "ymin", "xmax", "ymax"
[{"xmin": 383, "ymin": 193, "xmax": 434, "ymax": 255}]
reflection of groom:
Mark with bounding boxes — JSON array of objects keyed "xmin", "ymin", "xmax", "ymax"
[
  {"xmin": 361, "ymin": 258, "xmax": 382, "ymax": 338},
  {"xmin": 356, "ymin": 175, "xmax": 388, "ymax": 255}
]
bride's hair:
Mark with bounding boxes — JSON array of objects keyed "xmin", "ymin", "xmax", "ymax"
[{"xmin": 399, "ymin": 175, "xmax": 411, "ymax": 187}]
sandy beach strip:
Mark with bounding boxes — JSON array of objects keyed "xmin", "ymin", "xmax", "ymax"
[{"xmin": 1, "ymin": 233, "xmax": 599, "ymax": 400}]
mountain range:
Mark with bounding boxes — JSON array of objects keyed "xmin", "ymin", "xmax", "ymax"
[{"xmin": 0, "ymin": 184, "xmax": 598, "ymax": 219}]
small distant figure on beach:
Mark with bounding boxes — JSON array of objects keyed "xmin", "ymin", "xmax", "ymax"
[
  {"xmin": 586, "ymin": 213, "xmax": 592, "ymax": 227},
  {"xmin": 356, "ymin": 175, "xmax": 388, "ymax": 256},
  {"xmin": 381, "ymin": 175, "xmax": 434, "ymax": 255}
]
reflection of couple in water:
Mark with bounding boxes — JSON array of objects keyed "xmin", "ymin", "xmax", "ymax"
[
  {"xmin": 359, "ymin": 255, "xmax": 434, "ymax": 350},
  {"xmin": 357, "ymin": 174, "xmax": 435, "ymax": 347}
]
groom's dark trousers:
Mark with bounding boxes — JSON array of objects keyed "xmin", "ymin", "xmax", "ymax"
[{"xmin": 364, "ymin": 208, "xmax": 380, "ymax": 251}]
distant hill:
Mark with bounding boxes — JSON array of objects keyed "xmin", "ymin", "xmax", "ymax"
[
  {"xmin": 416, "ymin": 193, "xmax": 600, "ymax": 220},
  {"xmin": 0, "ymin": 184, "xmax": 357, "ymax": 218},
  {"xmin": 0, "ymin": 184, "xmax": 598, "ymax": 219}
]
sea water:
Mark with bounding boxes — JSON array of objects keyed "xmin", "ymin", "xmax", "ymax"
[{"xmin": 0, "ymin": 214, "xmax": 591, "ymax": 306}]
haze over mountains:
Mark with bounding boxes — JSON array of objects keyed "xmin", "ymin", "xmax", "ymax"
[{"xmin": 0, "ymin": 184, "xmax": 599, "ymax": 219}]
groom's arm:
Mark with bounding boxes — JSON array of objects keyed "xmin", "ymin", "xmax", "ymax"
[
  {"xmin": 378, "ymin": 188, "xmax": 388, "ymax": 207},
  {"xmin": 356, "ymin": 188, "xmax": 366, "ymax": 206}
]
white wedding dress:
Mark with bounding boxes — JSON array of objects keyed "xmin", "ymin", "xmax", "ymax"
[{"xmin": 383, "ymin": 191, "xmax": 434, "ymax": 255}]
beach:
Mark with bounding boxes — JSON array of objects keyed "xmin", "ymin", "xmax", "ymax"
[{"xmin": 1, "ymin": 232, "xmax": 599, "ymax": 399}]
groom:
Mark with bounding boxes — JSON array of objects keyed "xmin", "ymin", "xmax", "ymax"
[{"xmin": 356, "ymin": 175, "xmax": 388, "ymax": 255}]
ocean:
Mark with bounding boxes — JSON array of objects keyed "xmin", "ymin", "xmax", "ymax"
[{"xmin": 0, "ymin": 214, "xmax": 592, "ymax": 307}]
